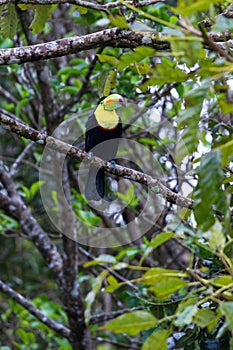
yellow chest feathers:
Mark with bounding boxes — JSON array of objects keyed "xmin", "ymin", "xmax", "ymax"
[{"xmin": 94, "ymin": 105, "xmax": 119, "ymax": 129}]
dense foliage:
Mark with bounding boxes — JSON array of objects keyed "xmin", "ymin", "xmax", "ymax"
[{"xmin": 0, "ymin": 0, "xmax": 232, "ymax": 349}]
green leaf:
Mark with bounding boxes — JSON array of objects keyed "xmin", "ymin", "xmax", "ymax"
[
  {"xmin": 193, "ymin": 309, "xmax": 217, "ymax": 329},
  {"xmin": 150, "ymin": 277, "xmax": 188, "ymax": 299},
  {"xmin": 219, "ymin": 302, "xmax": 233, "ymax": 331},
  {"xmin": 175, "ymin": 304, "xmax": 198, "ymax": 327},
  {"xmin": 107, "ymin": 275, "xmax": 118, "ymax": 285},
  {"xmin": 74, "ymin": 5, "xmax": 88, "ymax": 15},
  {"xmin": 58, "ymin": 66, "xmax": 84, "ymax": 77},
  {"xmin": 30, "ymin": 5, "xmax": 52, "ymax": 34},
  {"xmin": 141, "ymin": 58, "xmax": 187, "ymax": 90},
  {"xmin": 98, "ymin": 69, "xmax": 117, "ymax": 98},
  {"xmin": 0, "ymin": 37, "xmax": 13, "ymax": 49},
  {"xmin": 218, "ymin": 100, "xmax": 233, "ymax": 115},
  {"xmin": 173, "ymin": 0, "xmax": 222, "ymax": 16},
  {"xmin": 17, "ymin": 4, "xmax": 33, "ymax": 10},
  {"xmin": 213, "ymin": 15, "xmax": 233, "ymax": 32},
  {"xmin": 176, "ymin": 122, "xmax": 199, "ymax": 163},
  {"xmin": 177, "ymin": 297, "xmax": 199, "ymax": 313},
  {"xmin": 85, "ymin": 270, "xmax": 109, "ymax": 323},
  {"xmin": 77, "ymin": 210, "xmax": 101, "ymax": 226},
  {"xmin": 140, "ymin": 232, "xmax": 174, "ymax": 265},
  {"xmin": 136, "ymin": 62, "xmax": 151, "ymax": 75},
  {"xmin": 117, "ymin": 246, "xmax": 140, "ymax": 260},
  {"xmin": 52, "ymin": 190, "xmax": 58, "ymax": 207},
  {"xmin": 178, "ymin": 105, "xmax": 201, "ymax": 128},
  {"xmin": 199, "ymin": 58, "xmax": 232, "ymax": 80},
  {"xmin": 104, "ymin": 264, "xmax": 130, "ymax": 291},
  {"xmin": 194, "ymin": 151, "xmax": 226, "ymax": 230},
  {"xmin": 20, "ymin": 185, "xmax": 31, "ymax": 201},
  {"xmin": 141, "ymin": 268, "xmax": 187, "ymax": 285},
  {"xmin": 61, "ymin": 86, "xmax": 80, "ymax": 95},
  {"xmin": 118, "ymin": 47, "xmax": 155, "ymax": 72},
  {"xmin": 150, "ymin": 232, "xmax": 174, "ymax": 248},
  {"xmin": 15, "ymin": 82, "xmax": 30, "ymax": 98},
  {"xmin": 58, "ymin": 71, "xmax": 75, "ymax": 83},
  {"xmin": 214, "ymin": 139, "xmax": 233, "ymax": 166},
  {"xmin": 104, "ymin": 281, "xmax": 123, "ymax": 293},
  {"xmin": 100, "ymin": 311, "xmax": 157, "ymax": 335},
  {"xmin": 203, "ymin": 220, "xmax": 226, "ymax": 252},
  {"xmin": 16, "ymin": 98, "xmax": 30, "ymax": 116},
  {"xmin": 139, "ymin": 138, "xmax": 157, "ymax": 146},
  {"xmin": 109, "ymin": 15, "xmax": 128, "ymax": 29},
  {"xmin": 176, "ymin": 79, "xmax": 210, "ymax": 162},
  {"xmin": 118, "ymin": 268, "xmax": 187, "ymax": 298},
  {"xmin": 211, "ymin": 275, "xmax": 233, "ymax": 287},
  {"xmin": 105, "ymin": 275, "xmax": 122, "ymax": 293},
  {"xmin": 73, "ymin": 78, "xmax": 82, "ymax": 89},
  {"xmin": 169, "ymin": 37, "xmax": 202, "ymax": 67},
  {"xmin": 115, "ymin": 184, "xmax": 139, "ymax": 209},
  {"xmin": 17, "ymin": 329, "xmax": 35, "ymax": 344},
  {"xmin": 30, "ymin": 180, "xmax": 45, "ymax": 199},
  {"xmin": 97, "ymin": 54, "xmax": 119, "ymax": 66},
  {"xmin": 113, "ymin": 262, "xmax": 128, "ymax": 270},
  {"xmin": 84, "ymin": 254, "xmax": 116, "ymax": 267},
  {"xmin": 0, "ymin": 4, "xmax": 18, "ymax": 39},
  {"xmin": 142, "ymin": 329, "xmax": 171, "ymax": 350},
  {"xmin": 0, "ymin": 212, "xmax": 19, "ymax": 234}
]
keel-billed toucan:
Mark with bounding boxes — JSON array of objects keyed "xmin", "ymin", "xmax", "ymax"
[{"xmin": 85, "ymin": 94, "xmax": 126, "ymax": 200}]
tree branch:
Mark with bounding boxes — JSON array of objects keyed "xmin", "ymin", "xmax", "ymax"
[
  {"xmin": 0, "ymin": 192, "xmax": 12, "ymax": 211},
  {"xmin": 0, "ymin": 159, "xmax": 64, "ymax": 287},
  {"xmin": 0, "ymin": 28, "xmax": 168, "ymax": 65},
  {"xmin": 0, "ymin": 279, "xmax": 71, "ymax": 339},
  {"xmin": 0, "ymin": 110, "xmax": 193, "ymax": 209},
  {"xmin": 199, "ymin": 23, "xmax": 233, "ymax": 62},
  {"xmin": 0, "ymin": 26, "xmax": 230, "ymax": 67},
  {"xmin": 89, "ymin": 307, "xmax": 143, "ymax": 325},
  {"xmin": 0, "ymin": 0, "xmax": 163, "ymax": 11}
]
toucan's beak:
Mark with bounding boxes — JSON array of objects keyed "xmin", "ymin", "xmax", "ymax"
[
  {"xmin": 119, "ymin": 98, "xmax": 126, "ymax": 107},
  {"xmin": 104, "ymin": 97, "xmax": 126, "ymax": 108}
]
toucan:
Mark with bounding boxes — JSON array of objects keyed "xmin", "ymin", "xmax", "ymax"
[{"xmin": 85, "ymin": 94, "xmax": 126, "ymax": 200}]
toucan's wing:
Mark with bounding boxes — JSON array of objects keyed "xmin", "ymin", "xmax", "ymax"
[{"xmin": 85, "ymin": 113, "xmax": 98, "ymax": 152}]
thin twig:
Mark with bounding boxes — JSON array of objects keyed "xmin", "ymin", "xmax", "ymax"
[
  {"xmin": 78, "ymin": 246, "xmax": 139, "ymax": 291},
  {"xmin": 96, "ymin": 336, "xmax": 141, "ymax": 349},
  {"xmin": 0, "ymin": 85, "xmax": 19, "ymax": 105},
  {"xmin": 89, "ymin": 306, "xmax": 143, "ymax": 325},
  {"xmin": 10, "ymin": 142, "xmax": 35, "ymax": 176},
  {"xmin": 0, "ymin": 279, "xmax": 71, "ymax": 339},
  {"xmin": 199, "ymin": 23, "xmax": 233, "ymax": 62}
]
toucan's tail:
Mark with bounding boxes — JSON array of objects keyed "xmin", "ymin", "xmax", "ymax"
[{"xmin": 85, "ymin": 166, "xmax": 105, "ymax": 201}]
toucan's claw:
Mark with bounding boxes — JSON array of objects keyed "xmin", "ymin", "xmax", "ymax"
[{"xmin": 109, "ymin": 159, "xmax": 116, "ymax": 168}]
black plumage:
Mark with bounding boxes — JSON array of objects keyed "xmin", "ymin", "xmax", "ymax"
[{"xmin": 85, "ymin": 94, "xmax": 124, "ymax": 200}]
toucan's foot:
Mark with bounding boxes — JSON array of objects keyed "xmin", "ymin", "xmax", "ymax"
[
  {"xmin": 109, "ymin": 159, "xmax": 116, "ymax": 168},
  {"xmin": 88, "ymin": 151, "xmax": 94, "ymax": 158}
]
